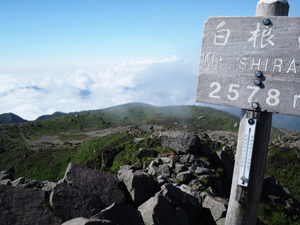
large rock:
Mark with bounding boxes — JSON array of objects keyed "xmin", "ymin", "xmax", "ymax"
[
  {"xmin": 0, "ymin": 167, "xmax": 14, "ymax": 181},
  {"xmin": 179, "ymin": 184, "xmax": 200, "ymax": 199},
  {"xmin": 216, "ymin": 150, "xmax": 234, "ymax": 180},
  {"xmin": 118, "ymin": 167, "xmax": 157, "ymax": 206},
  {"xmin": 11, "ymin": 177, "xmax": 43, "ymax": 189},
  {"xmin": 195, "ymin": 167, "xmax": 211, "ymax": 175},
  {"xmin": 161, "ymin": 184, "xmax": 203, "ymax": 220},
  {"xmin": 179, "ymin": 154, "xmax": 208, "ymax": 172},
  {"xmin": 0, "ymin": 184, "xmax": 62, "ymax": 225},
  {"xmin": 92, "ymin": 202, "xmax": 144, "ymax": 225},
  {"xmin": 63, "ymin": 163, "xmax": 124, "ymax": 207},
  {"xmin": 262, "ymin": 175, "xmax": 287, "ymax": 200},
  {"xmin": 50, "ymin": 182, "xmax": 103, "ymax": 221},
  {"xmin": 176, "ymin": 171, "xmax": 193, "ymax": 184},
  {"xmin": 138, "ymin": 184, "xmax": 215, "ymax": 225},
  {"xmin": 159, "ymin": 131, "xmax": 201, "ymax": 154},
  {"xmin": 175, "ymin": 163, "xmax": 188, "ymax": 174},
  {"xmin": 0, "ymin": 179, "xmax": 11, "ymax": 185},
  {"xmin": 158, "ymin": 164, "xmax": 173, "ymax": 178},
  {"xmin": 261, "ymin": 176, "xmax": 295, "ymax": 212},
  {"xmin": 202, "ymin": 193, "xmax": 228, "ymax": 225},
  {"xmin": 138, "ymin": 192, "xmax": 181, "ymax": 225},
  {"xmin": 42, "ymin": 181, "xmax": 57, "ymax": 192},
  {"xmin": 147, "ymin": 159, "xmax": 163, "ymax": 176}
]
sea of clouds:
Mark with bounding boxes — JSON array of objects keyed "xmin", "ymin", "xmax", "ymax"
[{"xmin": 0, "ymin": 55, "xmax": 198, "ymax": 120}]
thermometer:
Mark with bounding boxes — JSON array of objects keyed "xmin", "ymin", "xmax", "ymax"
[{"xmin": 238, "ymin": 118, "xmax": 257, "ymax": 187}]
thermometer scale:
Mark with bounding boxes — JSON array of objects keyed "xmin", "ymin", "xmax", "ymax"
[{"xmin": 238, "ymin": 118, "xmax": 257, "ymax": 187}]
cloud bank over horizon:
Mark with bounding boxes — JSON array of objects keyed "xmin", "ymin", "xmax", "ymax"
[{"xmin": 0, "ymin": 55, "xmax": 198, "ymax": 120}]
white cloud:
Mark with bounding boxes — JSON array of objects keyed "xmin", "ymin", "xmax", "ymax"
[
  {"xmin": 68, "ymin": 70, "xmax": 94, "ymax": 90},
  {"xmin": 0, "ymin": 55, "xmax": 198, "ymax": 120}
]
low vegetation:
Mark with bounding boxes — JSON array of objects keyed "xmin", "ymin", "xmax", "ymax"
[
  {"xmin": 0, "ymin": 104, "xmax": 238, "ymax": 180},
  {"xmin": 0, "ymin": 103, "xmax": 299, "ymax": 224}
]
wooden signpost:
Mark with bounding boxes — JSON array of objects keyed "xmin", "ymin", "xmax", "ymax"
[
  {"xmin": 196, "ymin": 0, "xmax": 294, "ymax": 224},
  {"xmin": 197, "ymin": 16, "xmax": 300, "ymax": 117}
]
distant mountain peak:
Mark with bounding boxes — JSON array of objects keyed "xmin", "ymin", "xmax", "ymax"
[{"xmin": 0, "ymin": 113, "xmax": 27, "ymax": 124}]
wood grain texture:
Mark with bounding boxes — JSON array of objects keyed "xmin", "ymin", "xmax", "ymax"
[
  {"xmin": 196, "ymin": 16, "xmax": 300, "ymax": 116},
  {"xmin": 225, "ymin": 1, "xmax": 289, "ymax": 225},
  {"xmin": 225, "ymin": 111, "xmax": 272, "ymax": 225},
  {"xmin": 256, "ymin": 1, "xmax": 289, "ymax": 16}
]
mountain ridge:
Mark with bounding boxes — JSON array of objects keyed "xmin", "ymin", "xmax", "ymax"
[
  {"xmin": 0, "ymin": 102, "xmax": 299, "ymax": 132},
  {"xmin": 0, "ymin": 112, "xmax": 28, "ymax": 124}
]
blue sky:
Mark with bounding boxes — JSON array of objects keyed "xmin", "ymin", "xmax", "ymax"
[{"xmin": 0, "ymin": 0, "xmax": 299, "ymax": 120}]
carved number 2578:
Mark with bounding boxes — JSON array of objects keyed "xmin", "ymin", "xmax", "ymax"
[{"xmin": 209, "ymin": 82, "xmax": 280, "ymax": 107}]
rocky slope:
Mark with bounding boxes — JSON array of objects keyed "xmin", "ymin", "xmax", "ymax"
[{"xmin": 1, "ymin": 130, "xmax": 299, "ymax": 225}]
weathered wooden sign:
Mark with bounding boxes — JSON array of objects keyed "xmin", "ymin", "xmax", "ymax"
[{"xmin": 196, "ymin": 16, "xmax": 300, "ymax": 116}]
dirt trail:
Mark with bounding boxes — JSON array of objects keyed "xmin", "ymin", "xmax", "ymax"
[
  {"xmin": 83, "ymin": 126, "xmax": 132, "ymax": 139},
  {"xmin": 30, "ymin": 126, "xmax": 133, "ymax": 146},
  {"xmin": 32, "ymin": 136, "xmax": 64, "ymax": 145}
]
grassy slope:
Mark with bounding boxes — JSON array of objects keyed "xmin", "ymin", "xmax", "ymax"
[
  {"xmin": 266, "ymin": 146, "xmax": 300, "ymax": 199},
  {"xmin": 0, "ymin": 103, "xmax": 299, "ymax": 192},
  {"xmin": 0, "ymin": 104, "xmax": 239, "ymax": 181}
]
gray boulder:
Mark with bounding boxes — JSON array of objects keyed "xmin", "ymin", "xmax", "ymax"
[
  {"xmin": 195, "ymin": 167, "xmax": 211, "ymax": 175},
  {"xmin": 50, "ymin": 182, "xmax": 103, "ymax": 221},
  {"xmin": 262, "ymin": 176, "xmax": 295, "ymax": 214},
  {"xmin": 202, "ymin": 192, "xmax": 228, "ymax": 225},
  {"xmin": 158, "ymin": 164, "xmax": 173, "ymax": 178},
  {"xmin": 179, "ymin": 154, "xmax": 196, "ymax": 165},
  {"xmin": 118, "ymin": 168, "xmax": 157, "ymax": 206},
  {"xmin": 0, "ymin": 184, "xmax": 62, "ymax": 225},
  {"xmin": 0, "ymin": 167, "xmax": 14, "ymax": 181},
  {"xmin": 138, "ymin": 184, "xmax": 215, "ymax": 225},
  {"xmin": 11, "ymin": 177, "xmax": 43, "ymax": 189},
  {"xmin": 179, "ymin": 184, "xmax": 200, "ymax": 198},
  {"xmin": 176, "ymin": 171, "xmax": 193, "ymax": 184},
  {"xmin": 179, "ymin": 154, "xmax": 208, "ymax": 172},
  {"xmin": 216, "ymin": 150, "xmax": 234, "ymax": 179},
  {"xmin": 42, "ymin": 181, "xmax": 57, "ymax": 192},
  {"xmin": 147, "ymin": 159, "xmax": 163, "ymax": 175},
  {"xmin": 159, "ymin": 131, "xmax": 201, "ymax": 154},
  {"xmin": 170, "ymin": 155, "xmax": 181, "ymax": 167},
  {"xmin": 63, "ymin": 163, "xmax": 124, "ymax": 207},
  {"xmin": 0, "ymin": 179, "xmax": 11, "ymax": 185},
  {"xmin": 11, "ymin": 177, "xmax": 27, "ymax": 187},
  {"xmin": 138, "ymin": 192, "xmax": 181, "ymax": 225},
  {"xmin": 92, "ymin": 202, "xmax": 144, "ymax": 225},
  {"xmin": 179, "ymin": 154, "xmax": 205, "ymax": 167},
  {"xmin": 160, "ymin": 184, "xmax": 203, "ymax": 220},
  {"xmin": 175, "ymin": 163, "xmax": 188, "ymax": 174},
  {"xmin": 147, "ymin": 164, "xmax": 158, "ymax": 176}
]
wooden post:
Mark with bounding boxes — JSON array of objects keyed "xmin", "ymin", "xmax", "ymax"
[
  {"xmin": 255, "ymin": 0, "xmax": 289, "ymax": 16},
  {"xmin": 225, "ymin": 1, "xmax": 289, "ymax": 225}
]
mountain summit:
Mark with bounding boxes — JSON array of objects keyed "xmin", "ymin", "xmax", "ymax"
[{"xmin": 0, "ymin": 113, "xmax": 27, "ymax": 125}]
